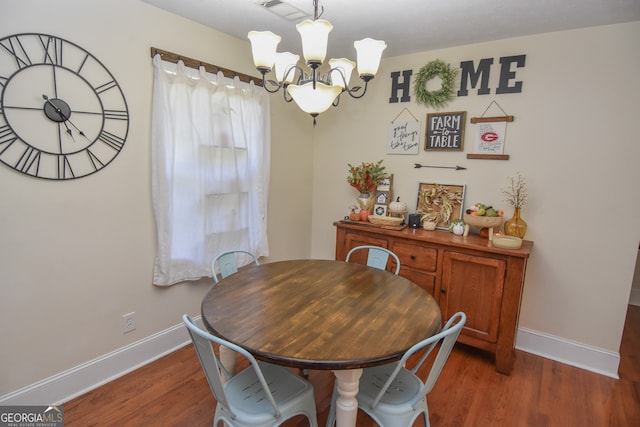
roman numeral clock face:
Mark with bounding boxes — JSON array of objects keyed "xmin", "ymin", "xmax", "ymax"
[{"xmin": 0, "ymin": 33, "xmax": 129, "ymax": 180}]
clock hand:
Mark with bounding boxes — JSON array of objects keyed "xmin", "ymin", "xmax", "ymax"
[
  {"xmin": 61, "ymin": 121, "xmax": 77, "ymax": 142},
  {"xmin": 42, "ymin": 94, "xmax": 89, "ymax": 140},
  {"xmin": 42, "ymin": 94, "xmax": 69, "ymax": 121},
  {"xmin": 65, "ymin": 119, "xmax": 88, "ymax": 140}
]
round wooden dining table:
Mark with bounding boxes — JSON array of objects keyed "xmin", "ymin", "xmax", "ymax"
[{"xmin": 201, "ymin": 259, "xmax": 441, "ymax": 427}]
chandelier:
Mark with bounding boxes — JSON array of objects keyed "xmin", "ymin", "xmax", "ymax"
[{"xmin": 248, "ymin": 0, "xmax": 387, "ymax": 125}]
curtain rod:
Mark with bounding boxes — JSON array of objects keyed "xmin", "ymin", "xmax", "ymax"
[{"xmin": 150, "ymin": 47, "xmax": 263, "ymax": 86}]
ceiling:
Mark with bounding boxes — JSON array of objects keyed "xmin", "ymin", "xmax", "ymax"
[{"xmin": 142, "ymin": 0, "xmax": 640, "ymax": 61}]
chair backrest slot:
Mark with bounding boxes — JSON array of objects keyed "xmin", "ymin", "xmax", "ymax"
[
  {"xmin": 212, "ymin": 250, "xmax": 260, "ymax": 283},
  {"xmin": 345, "ymin": 245, "xmax": 401, "ymax": 275}
]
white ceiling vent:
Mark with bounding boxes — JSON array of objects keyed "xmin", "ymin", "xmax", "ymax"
[{"xmin": 256, "ymin": 0, "xmax": 311, "ymax": 21}]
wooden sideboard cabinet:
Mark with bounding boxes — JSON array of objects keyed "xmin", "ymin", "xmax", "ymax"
[{"xmin": 334, "ymin": 221, "xmax": 533, "ymax": 374}]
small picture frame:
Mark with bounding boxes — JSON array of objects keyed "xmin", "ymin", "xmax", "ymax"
[
  {"xmin": 375, "ymin": 191, "xmax": 388, "ymax": 205},
  {"xmin": 416, "ymin": 182, "xmax": 466, "ymax": 229},
  {"xmin": 374, "ymin": 204, "xmax": 388, "ymax": 216},
  {"xmin": 377, "ymin": 178, "xmax": 392, "ymax": 192},
  {"xmin": 425, "ymin": 111, "xmax": 466, "ymax": 151}
]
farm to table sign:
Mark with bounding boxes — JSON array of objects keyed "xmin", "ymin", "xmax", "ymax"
[{"xmin": 425, "ymin": 111, "xmax": 466, "ymax": 151}]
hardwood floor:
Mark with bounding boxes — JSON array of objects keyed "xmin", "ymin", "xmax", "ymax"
[{"xmin": 64, "ymin": 305, "xmax": 640, "ymax": 426}]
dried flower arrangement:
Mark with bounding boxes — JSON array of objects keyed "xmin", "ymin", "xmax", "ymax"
[
  {"xmin": 502, "ymin": 173, "xmax": 528, "ymax": 208},
  {"xmin": 347, "ymin": 160, "xmax": 387, "ymax": 195}
]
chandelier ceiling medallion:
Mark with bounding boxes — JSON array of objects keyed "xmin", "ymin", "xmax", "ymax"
[{"xmin": 248, "ymin": 0, "xmax": 387, "ymax": 125}]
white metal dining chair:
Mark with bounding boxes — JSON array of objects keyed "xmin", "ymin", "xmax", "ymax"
[
  {"xmin": 183, "ymin": 315, "xmax": 318, "ymax": 427},
  {"xmin": 326, "ymin": 312, "xmax": 466, "ymax": 427},
  {"xmin": 345, "ymin": 245, "xmax": 401, "ymax": 275},
  {"xmin": 212, "ymin": 250, "xmax": 260, "ymax": 283}
]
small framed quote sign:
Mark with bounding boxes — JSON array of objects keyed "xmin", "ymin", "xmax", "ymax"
[
  {"xmin": 425, "ymin": 111, "xmax": 466, "ymax": 151},
  {"xmin": 387, "ymin": 108, "xmax": 420, "ymax": 154}
]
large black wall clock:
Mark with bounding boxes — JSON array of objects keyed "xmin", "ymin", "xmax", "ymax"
[{"xmin": 0, "ymin": 33, "xmax": 129, "ymax": 180}]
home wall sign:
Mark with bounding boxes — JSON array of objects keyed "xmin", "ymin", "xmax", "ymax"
[
  {"xmin": 0, "ymin": 33, "xmax": 129, "ymax": 180},
  {"xmin": 388, "ymin": 54, "xmax": 526, "ymax": 104},
  {"xmin": 387, "ymin": 107, "xmax": 420, "ymax": 154},
  {"xmin": 425, "ymin": 111, "xmax": 466, "ymax": 151}
]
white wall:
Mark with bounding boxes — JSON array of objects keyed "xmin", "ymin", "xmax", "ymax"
[
  {"xmin": 0, "ymin": 0, "xmax": 312, "ymax": 398},
  {"xmin": 311, "ymin": 22, "xmax": 640, "ymax": 359}
]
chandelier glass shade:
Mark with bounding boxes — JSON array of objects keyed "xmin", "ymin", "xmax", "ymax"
[
  {"xmin": 287, "ymin": 82, "xmax": 342, "ymax": 115},
  {"xmin": 247, "ymin": 0, "xmax": 386, "ymax": 124}
]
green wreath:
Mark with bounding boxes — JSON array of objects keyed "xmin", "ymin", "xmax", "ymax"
[{"xmin": 414, "ymin": 59, "xmax": 458, "ymax": 109}]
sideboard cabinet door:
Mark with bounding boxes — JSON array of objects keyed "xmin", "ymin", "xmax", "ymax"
[{"xmin": 441, "ymin": 251, "xmax": 506, "ymax": 343}]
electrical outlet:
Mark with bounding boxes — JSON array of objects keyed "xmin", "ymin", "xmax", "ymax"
[{"xmin": 122, "ymin": 312, "xmax": 136, "ymax": 334}]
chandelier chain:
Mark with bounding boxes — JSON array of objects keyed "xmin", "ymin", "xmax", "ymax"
[{"xmin": 312, "ymin": 0, "xmax": 324, "ymax": 20}]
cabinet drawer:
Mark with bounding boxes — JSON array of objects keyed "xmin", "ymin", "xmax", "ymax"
[
  {"xmin": 393, "ymin": 242, "xmax": 438, "ymax": 272},
  {"xmin": 399, "ymin": 268, "xmax": 436, "ymax": 297}
]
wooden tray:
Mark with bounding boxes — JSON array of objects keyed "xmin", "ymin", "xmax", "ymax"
[
  {"xmin": 339, "ymin": 219, "xmax": 406, "ymax": 231},
  {"xmin": 368, "ymin": 215, "xmax": 404, "ymax": 226}
]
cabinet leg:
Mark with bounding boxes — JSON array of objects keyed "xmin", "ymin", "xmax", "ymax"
[{"xmin": 495, "ymin": 348, "xmax": 515, "ymax": 375}]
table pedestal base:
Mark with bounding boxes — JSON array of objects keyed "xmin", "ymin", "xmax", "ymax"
[
  {"xmin": 332, "ymin": 369, "xmax": 362, "ymax": 427},
  {"xmin": 219, "ymin": 345, "xmax": 236, "ymax": 381}
]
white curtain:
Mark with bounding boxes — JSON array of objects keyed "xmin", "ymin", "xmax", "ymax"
[{"xmin": 151, "ymin": 55, "xmax": 270, "ymax": 286}]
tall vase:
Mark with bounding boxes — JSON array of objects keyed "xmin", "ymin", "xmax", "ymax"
[
  {"xmin": 357, "ymin": 192, "xmax": 374, "ymax": 213},
  {"xmin": 504, "ymin": 207, "xmax": 528, "ymax": 238}
]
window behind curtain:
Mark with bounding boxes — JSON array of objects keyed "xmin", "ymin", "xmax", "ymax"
[{"xmin": 151, "ymin": 56, "xmax": 270, "ymax": 286}]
